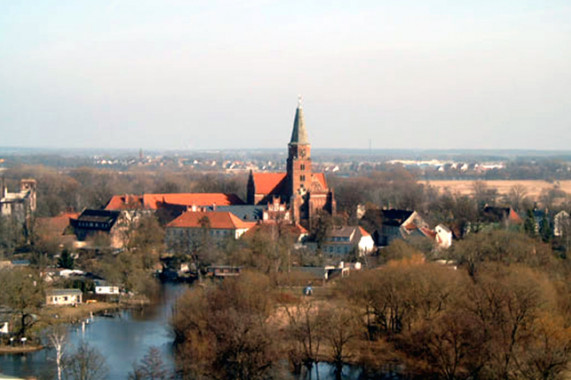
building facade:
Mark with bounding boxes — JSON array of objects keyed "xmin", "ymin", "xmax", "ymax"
[{"xmin": 1, "ymin": 179, "xmax": 37, "ymax": 224}]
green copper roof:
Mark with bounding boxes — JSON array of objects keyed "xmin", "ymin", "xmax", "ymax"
[{"xmin": 290, "ymin": 104, "xmax": 309, "ymax": 145}]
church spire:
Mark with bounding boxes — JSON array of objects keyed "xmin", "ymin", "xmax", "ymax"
[{"xmin": 289, "ymin": 96, "xmax": 309, "ymax": 145}]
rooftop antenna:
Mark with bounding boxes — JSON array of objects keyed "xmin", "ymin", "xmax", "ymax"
[{"xmin": 297, "ymin": 94, "xmax": 302, "ymax": 108}]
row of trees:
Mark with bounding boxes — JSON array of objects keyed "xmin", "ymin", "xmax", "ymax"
[{"xmin": 171, "ymin": 229, "xmax": 571, "ymax": 379}]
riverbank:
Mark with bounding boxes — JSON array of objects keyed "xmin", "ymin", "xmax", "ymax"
[{"xmin": 0, "ymin": 345, "xmax": 43, "ymax": 354}]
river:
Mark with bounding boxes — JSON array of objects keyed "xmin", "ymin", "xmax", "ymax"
[
  {"xmin": 0, "ymin": 283, "xmax": 387, "ymax": 380},
  {"xmin": 0, "ymin": 282, "xmax": 186, "ymax": 379}
]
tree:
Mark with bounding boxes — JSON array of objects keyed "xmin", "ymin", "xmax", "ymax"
[
  {"xmin": 540, "ymin": 213, "xmax": 552, "ymax": 243},
  {"xmin": 172, "ymin": 272, "xmax": 276, "ymax": 380},
  {"xmin": 47, "ymin": 326, "xmax": 67, "ymax": 380},
  {"xmin": 65, "ymin": 342, "xmax": 108, "ymax": 380},
  {"xmin": 0, "ymin": 268, "xmax": 43, "ymax": 337},
  {"xmin": 283, "ymin": 299, "xmax": 325, "ymax": 374},
  {"xmin": 129, "ymin": 346, "xmax": 171, "ymax": 380},
  {"xmin": 58, "ymin": 249, "xmax": 75, "ymax": 269},
  {"xmin": 321, "ymin": 306, "xmax": 363, "ymax": 378},
  {"xmin": 524, "ymin": 209, "xmax": 537, "ymax": 238}
]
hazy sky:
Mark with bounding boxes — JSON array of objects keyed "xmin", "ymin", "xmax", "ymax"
[{"xmin": 1, "ymin": 1, "xmax": 570, "ymax": 150}]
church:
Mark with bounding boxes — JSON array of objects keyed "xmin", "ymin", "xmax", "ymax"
[{"xmin": 247, "ymin": 100, "xmax": 336, "ymax": 228}]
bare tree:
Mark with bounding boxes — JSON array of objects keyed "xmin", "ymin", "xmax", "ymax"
[
  {"xmin": 64, "ymin": 342, "xmax": 108, "ymax": 380},
  {"xmin": 47, "ymin": 326, "xmax": 67, "ymax": 380},
  {"xmin": 129, "ymin": 346, "xmax": 171, "ymax": 380}
]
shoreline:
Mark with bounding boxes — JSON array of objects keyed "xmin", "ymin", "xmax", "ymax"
[
  {"xmin": 0, "ymin": 296, "xmax": 151, "ymax": 356},
  {"xmin": 0, "ymin": 345, "xmax": 44, "ymax": 355}
]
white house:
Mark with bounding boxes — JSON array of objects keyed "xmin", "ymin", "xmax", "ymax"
[
  {"xmin": 320, "ymin": 226, "xmax": 374, "ymax": 256},
  {"xmin": 94, "ymin": 281, "xmax": 120, "ymax": 295},
  {"xmin": 434, "ymin": 224, "xmax": 453, "ymax": 249},
  {"xmin": 46, "ymin": 289, "xmax": 83, "ymax": 306}
]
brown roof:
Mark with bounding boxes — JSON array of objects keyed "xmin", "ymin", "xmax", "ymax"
[
  {"xmin": 166, "ymin": 211, "xmax": 255, "ymax": 230},
  {"xmin": 36, "ymin": 212, "xmax": 79, "ymax": 236},
  {"xmin": 242, "ymin": 222, "xmax": 308, "ymax": 239}
]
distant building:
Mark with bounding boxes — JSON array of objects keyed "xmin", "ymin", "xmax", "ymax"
[
  {"xmin": 434, "ymin": 224, "xmax": 453, "ymax": 249},
  {"xmin": 70, "ymin": 209, "xmax": 127, "ymax": 248},
  {"xmin": 370, "ymin": 209, "xmax": 428, "ymax": 247},
  {"xmin": 483, "ymin": 206, "xmax": 522, "ymax": 225},
  {"xmin": 0, "ymin": 178, "xmax": 36, "ymax": 224},
  {"xmin": 165, "ymin": 211, "xmax": 255, "ymax": 252},
  {"xmin": 46, "ymin": 289, "xmax": 83, "ymax": 306},
  {"xmin": 247, "ymin": 99, "xmax": 336, "ymax": 227},
  {"xmin": 94, "ymin": 281, "xmax": 120, "ymax": 295},
  {"xmin": 105, "ymin": 193, "xmax": 244, "ymax": 211},
  {"xmin": 206, "ymin": 266, "xmax": 241, "ymax": 278},
  {"xmin": 320, "ymin": 226, "xmax": 374, "ymax": 256}
]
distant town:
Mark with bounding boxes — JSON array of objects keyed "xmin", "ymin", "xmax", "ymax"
[{"xmin": 1, "ymin": 104, "xmax": 571, "ymax": 379}]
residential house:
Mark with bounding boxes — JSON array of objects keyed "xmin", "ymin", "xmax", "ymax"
[
  {"xmin": 46, "ymin": 289, "xmax": 83, "ymax": 306},
  {"xmin": 94, "ymin": 281, "xmax": 120, "ymax": 295},
  {"xmin": 483, "ymin": 206, "xmax": 522, "ymax": 225},
  {"xmin": 371, "ymin": 209, "xmax": 428, "ymax": 247},
  {"xmin": 434, "ymin": 224, "xmax": 453, "ymax": 249},
  {"xmin": 165, "ymin": 211, "xmax": 255, "ymax": 252},
  {"xmin": 319, "ymin": 226, "xmax": 374, "ymax": 256}
]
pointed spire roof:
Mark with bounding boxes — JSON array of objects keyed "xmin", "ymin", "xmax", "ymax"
[{"xmin": 290, "ymin": 96, "xmax": 309, "ymax": 145}]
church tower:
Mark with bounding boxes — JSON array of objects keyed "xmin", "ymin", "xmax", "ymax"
[{"xmin": 287, "ymin": 98, "xmax": 312, "ymax": 220}]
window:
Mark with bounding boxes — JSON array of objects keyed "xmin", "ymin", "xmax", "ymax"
[
  {"xmin": 300, "ymin": 175, "xmax": 305, "ymax": 181},
  {"xmin": 300, "ymin": 164, "xmax": 305, "ymax": 170}
]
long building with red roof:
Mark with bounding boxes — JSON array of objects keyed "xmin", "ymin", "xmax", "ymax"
[
  {"xmin": 105, "ymin": 193, "xmax": 244, "ymax": 211},
  {"xmin": 165, "ymin": 211, "xmax": 255, "ymax": 252}
]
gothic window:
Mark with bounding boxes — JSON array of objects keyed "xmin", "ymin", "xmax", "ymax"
[
  {"xmin": 300, "ymin": 175, "xmax": 305, "ymax": 181},
  {"xmin": 300, "ymin": 164, "xmax": 305, "ymax": 170}
]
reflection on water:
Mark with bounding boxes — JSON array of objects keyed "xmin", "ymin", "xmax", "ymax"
[{"xmin": 0, "ymin": 282, "xmax": 187, "ymax": 379}]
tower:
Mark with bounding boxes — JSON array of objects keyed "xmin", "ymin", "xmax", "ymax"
[{"xmin": 287, "ymin": 97, "xmax": 312, "ymax": 200}]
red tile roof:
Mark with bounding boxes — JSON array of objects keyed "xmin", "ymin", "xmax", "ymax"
[
  {"xmin": 166, "ymin": 211, "xmax": 255, "ymax": 230},
  {"xmin": 105, "ymin": 195, "xmax": 144, "ymax": 210},
  {"xmin": 144, "ymin": 193, "xmax": 244, "ymax": 209},
  {"xmin": 106, "ymin": 193, "xmax": 244, "ymax": 210},
  {"xmin": 252, "ymin": 173, "xmax": 287, "ymax": 195},
  {"xmin": 313, "ymin": 173, "xmax": 328, "ymax": 189}
]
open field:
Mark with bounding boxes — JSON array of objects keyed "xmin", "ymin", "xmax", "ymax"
[{"xmin": 423, "ymin": 180, "xmax": 571, "ymax": 200}]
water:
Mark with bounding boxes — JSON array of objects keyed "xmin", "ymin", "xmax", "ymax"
[
  {"xmin": 0, "ymin": 283, "xmax": 385, "ymax": 380},
  {"xmin": 0, "ymin": 282, "xmax": 186, "ymax": 379}
]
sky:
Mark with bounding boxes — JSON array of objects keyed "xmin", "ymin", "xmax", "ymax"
[{"xmin": 1, "ymin": 0, "xmax": 570, "ymax": 151}]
